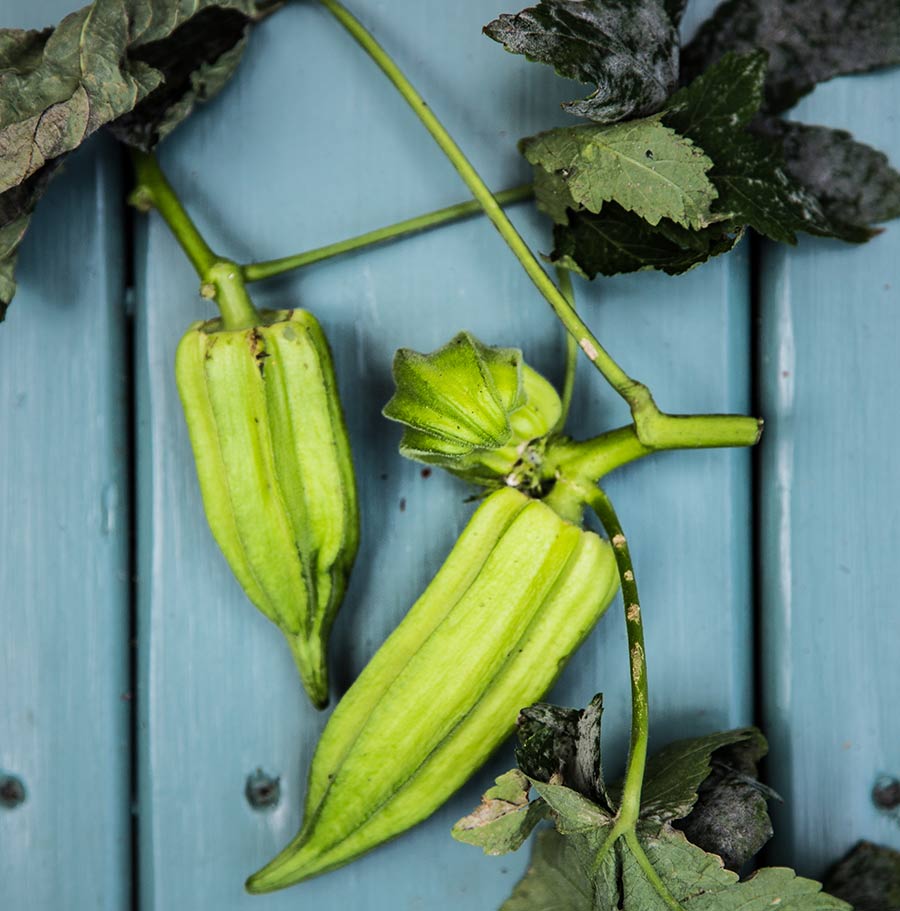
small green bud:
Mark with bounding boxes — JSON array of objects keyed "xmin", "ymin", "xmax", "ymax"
[{"xmin": 383, "ymin": 332, "xmax": 562, "ymax": 488}]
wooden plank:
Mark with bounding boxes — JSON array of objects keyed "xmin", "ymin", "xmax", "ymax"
[
  {"xmin": 759, "ymin": 69, "xmax": 900, "ymax": 874},
  {"xmin": 134, "ymin": 1, "xmax": 751, "ymax": 908},
  {"xmin": 0, "ymin": 0, "xmax": 130, "ymax": 899}
]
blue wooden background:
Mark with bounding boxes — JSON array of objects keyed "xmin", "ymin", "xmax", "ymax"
[{"xmin": 1, "ymin": 1, "xmax": 897, "ymax": 908}]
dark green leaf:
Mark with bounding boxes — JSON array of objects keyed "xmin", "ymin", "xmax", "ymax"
[
  {"xmin": 639, "ymin": 728, "xmax": 760, "ymax": 824},
  {"xmin": 551, "ymin": 205, "xmax": 742, "ymax": 278},
  {"xmin": 530, "ymin": 779, "xmax": 612, "ymax": 835},
  {"xmin": 664, "ymin": 0, "xmax": 687, "ymax": 27},
  {"xmin": 522, "ymin": 116, "xmax": 719, "ymax": 229},
  {"xmin": 681, "ymin": 0, "xmax": 900, "ymax": 114},
  {"xmin": 482, "ymin": 697, "xmax": 846, "ymax": 911},
  {"xmin": 824, "ymin": 841, "xmax": 900, "ymax": 911},
  {"xmin": 515, "ymin": 702, "xmax": 583, "ymax": 785},
  {"xmin": 514, "ymin": 695, "xmax": 609, "ymax": 808},
  {"xmin": 484, "ymin": 0, "xmax": 678, "ymax": 124},
  {"xmin": 450, "ymin": 770, "xmax": 548, "ymax": 855},
  {"xmin": 756, "ymin": 118, "xmax": 900, "ymax": 232},
  {"xmin": 531, "ymin": 164, "xmax": 577, "ymax": 224},
  {"xmin": 0, "ymin": 0, "xmax": 271, "ymax": 316},
  {"xmin": 500, "ymin": 829, "xmax": 593, "ymax": 911},
  {"xmin": 502, "ymin": 814, "xmax": 849, "ymax": 910},
  {"xmin": 675, "ymin": 731, "xmax": 774, "ymax": 871},
  {"xmin": 107, "ymin": 4, "xmax": 261, "ymax": 150},
  {"xmin": 663, "ymin": 52, "xmax": 870, "ymax": 245},
  {"xmin": 0, "ymin": 161, "xmax": 61, "ymax": 318}
]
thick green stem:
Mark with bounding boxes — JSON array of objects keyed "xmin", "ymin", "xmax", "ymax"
[
  {"xmin": 545, "ymin": 410, "xmax": 761, "ymax": 491},
  {"xmin": 130, "ymin": 150, "xmax": 217, "ymax": 277},
  {"xmin": 129, "ymin": 150, "xmax": 261, "ymax": 330},
  {"xmin": 243, "ymin": 185, "xmax": 533, "ymax": 282},
  {"xmin": 586, "ymin": 486, "xmax": 648, "ymax": 828},
  {"xmin": 317, "ymin": 0, "xmax": 651, "ymax": 417},
  {"xmin": 553, "ymin": 267, "xmax": 579, "ymax": 434}
]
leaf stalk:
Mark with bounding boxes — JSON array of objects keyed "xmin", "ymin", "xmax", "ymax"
[
  {"xmin": 242, "ymin": 185, "xmax": 534, "ymax": 282},
  {"xmin": 129, "ymin": 150, "xmax": 260, "ymax": 330}
]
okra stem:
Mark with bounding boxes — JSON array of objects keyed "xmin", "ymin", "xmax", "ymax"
[
  {"xmin": 315, "ymin": 0, "xmax": 762, "ymax": 453},
  {"xmin": 546, "ymin": 411, "xmax": 762, "ymax": 489},
  {"xmin": 585, "ymin": 486, "xmax": 648, "ymax": 829},
  {"xmin": 553, "ymin": 267, "xmax": 579, "ymax": 434},
  {"xmin": 129, "ymin": 150, "xmax": 261, "ymax": 330},
  {"xmin": 316, "ymin": 0, "xmax": 652, "ymax": 418},
  {"xmin": 242, "ymin": 185, "xmax": 534, "ymax": 282},
  {"xmin": 129, "ymin": 150, "xmax": 217, "ymax": 278}
]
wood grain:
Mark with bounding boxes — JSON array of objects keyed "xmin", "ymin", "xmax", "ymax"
[
  {"xmin": 0, "ymin": 6, "xmax": 130, "ymax": 896},
  {"xmin": 759, "ymin": 68, "xmax": 900, "ymax": 874}
]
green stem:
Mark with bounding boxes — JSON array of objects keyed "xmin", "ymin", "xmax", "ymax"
[
  {"xmin": 586, "ymin": 486, "xmax": 648, "ymax": 829},
  {"xmin": 553, "ymin": 267, "xmax": 579, "ymax": 434},
  {"xmin": 130, "ymin": 150, "xmax": 217, "ymax": 278},
  {"xmin": 243, "ymin": 185, "xmax": 533, "ymax": 282},
  {"xmin": 317, "ymin": 0, "xmax": 651, "ymax": 418},
  {"xmin": 129, "ymin": 150, "xmax": 261, "ymax": 330},
  {"xmin": 545, "ymin": 410, "xmax": 761, "ymax": 490},
  {"xmin": 624, "ymin": 831, "xmax": 683, "ymax": 911}
]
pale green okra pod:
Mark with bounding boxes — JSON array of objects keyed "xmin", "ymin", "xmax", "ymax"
[
  {"xmin": 247, "ymin": 486, "xmax": 619, "ymax": 892},
  {"xmin": 175, "ymin": 308, "xmax": 359, "ymax": 709}
]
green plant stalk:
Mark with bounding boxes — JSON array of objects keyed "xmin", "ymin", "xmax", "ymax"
[
  {"xmin": 242, "ymin": 185, "xmax": 533, "ymax": 282},
  {"xmin": 553, "ymin": 266, "xmax": 579, "ymax": 434},
  {"xmin": 584, "ymin": 485, "xmax": 648, "ymax": 828},
  {"xmin": 129, "ymin": 150, "xmax": 259, "ymax": 330},
  {"xmin": 315, "ymin": 0, "xmax": 761, "ymax": 452},
  {"xmin": 585, "ymin": 486, "xmax": 683, "ymax": 909}
]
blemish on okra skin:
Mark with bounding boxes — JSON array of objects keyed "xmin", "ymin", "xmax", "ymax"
[{"xmin": 0, "ymin": 774, "xmax": 26, "ymax": 809}]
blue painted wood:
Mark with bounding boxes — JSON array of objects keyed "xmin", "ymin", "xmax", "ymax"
[
  {"xmin": 134, "ymin": 1, "xmax": 751, "ymax": 908},
  {"xmin": 0, "ymin": 3, "xmax": 130, "ymax": 902},
  {"xmin": 759, "ymin": 70, "xmax": 900, "ymax": 875}
]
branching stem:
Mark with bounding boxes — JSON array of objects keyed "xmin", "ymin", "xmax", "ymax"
[
  {"xmin": 129, "ymin": 150, "xmax": 260, "ymax": 330},
  {"xmin": 242, "ymin": 185, "xmax": 533, "ymax": 282}
]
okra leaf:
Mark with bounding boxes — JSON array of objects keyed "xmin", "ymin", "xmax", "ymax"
[
  {"xmin": 499, "ymin": 829, "xmax": 593, "ymax": 911},
  {"xmin": 530, "ymin": 155, "xmax": 731, "ymax": 274},
  {"xmin": 467, "ymin": 696, "xmax": 844, "ymax": 911},
  {"xmin": 674, "ymin": 732, "xmax": 775, "ymax": 872},
  {"xmin": 663, "ymin": 0, "xmax": 687, "ymax": 27},
  {"xmin": 450, "ymin": 770, "xmax": 547, "ymax": 855},
  {"xmin": 521, "ymin": 116, "xmax": 718, "ymax": 230},
  {"xmin": 550, "ymin": 205, "xmax": 742, "ymax": 277},
  {"xmin": 484, "ymin": 0, "xmax": 679, "ymax": 124},
  {"xmin": 824, "ymin": 841, "xmax": 900, "ymax": 911},
  {"xmin": 0, "ymin": 0, "xmax": 273, "ymax": 318},
  {"xmin": 755, "ymin": 119, "xmax": 900, "ymax": 234},
  {"xmin": 662, "ymin": 52, "xmax": 870, "ymax": 245},
  {"xmin": 638, "ymin": 728, "xmax": 763, "ymax": 824},
  {"xmin": 502, "ymin": 813, "xmax": 848, "ymax": 911},
  {"xmin": 681, "ymin": 0, "xmax": 900, "ymax": 115},
  {"xmin": 516, "ymin": 695, "xmax": 610, "ymax": 809}
]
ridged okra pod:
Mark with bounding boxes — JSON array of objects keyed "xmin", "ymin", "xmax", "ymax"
[
  {"xmin": 175, "ymin": 308, "xmax": 358, "ymax": 709},
  {"xmin": 246, "ymin": 486, "xmax": 618, "ymax": 892}
]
